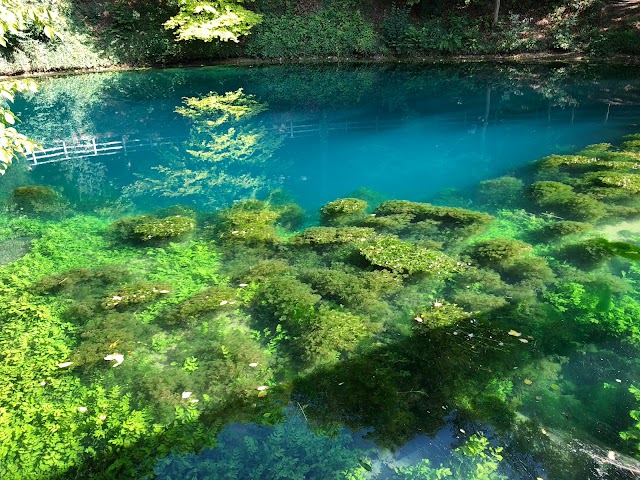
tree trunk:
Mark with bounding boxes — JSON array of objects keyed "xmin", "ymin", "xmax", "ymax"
[{"xmin": 492, "ymin": 0, "xmax": 500, "ymax": 27}]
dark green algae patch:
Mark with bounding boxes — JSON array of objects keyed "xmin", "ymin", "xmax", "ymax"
[{"xmin": 4, "ymin": 137, "xmax": 640, "ymax": 478}]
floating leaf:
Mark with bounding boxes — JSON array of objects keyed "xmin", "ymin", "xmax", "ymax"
[
  {"xmin": 524, "ymin": 379, "xmax": 533, "ymax": 385},
  {"xmin": 508, "ymin": 329, "xmax": 521, "ymax": 337}
]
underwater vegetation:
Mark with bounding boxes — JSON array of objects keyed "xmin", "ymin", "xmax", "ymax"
[{"xmin": 4, "ymin": 133, "xmax": 640, "ymax": 479}]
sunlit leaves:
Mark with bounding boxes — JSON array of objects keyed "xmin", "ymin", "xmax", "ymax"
[
  {"xmin": 0, "ymin": 0, "xmax": 61, "ymax": 48},
  {"xmin": 164, "ymin": 0, "xmax": 262, "ymax": 43},
  {"xmin": 0, "ymin": 80, "xmax": 43, "ymax": 174}
]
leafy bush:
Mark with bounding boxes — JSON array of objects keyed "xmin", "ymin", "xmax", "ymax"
[
  {"xmin": 382, "ymin": 3, "xmax": 411, "ymax": 53},
  {"xmin": 246, "ymin": 8, "xmax": 379, "ymax": 58}
]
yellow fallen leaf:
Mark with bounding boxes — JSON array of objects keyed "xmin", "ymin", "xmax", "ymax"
[
  {"xmin": 524, "ymin": 379, "xmax": 533, "ymax": 385},
  {"xmin": 508, "ymin": 330, "xmax": 521, "ymax": 337}
]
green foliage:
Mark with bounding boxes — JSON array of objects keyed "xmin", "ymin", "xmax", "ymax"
[
  {"xmin": 540, "ymin": 220, "xmax": 592, "ymax": 239},
  {"xmin": 477, "ymin": 176, "xmax": 524, "ymax": 209},
  {"xmin": 162, "ymin": 285, "xmax": 237, "ymax": 326},
  {"xmin": 210, "ymin": 200, "xmax": 282, "ymax": 245},
  {"xmin": 360, "ymin": 237, "xmax": 457, "ymax": 276},
  {"xmin": 164, "ymin": 0, "xmax": 262, "ymax": 43},
  {"xmin": 393, "ymin": 433, "xmax": 506, "ymax": 479},
  {"xmin": 413, "ymin": 301, "xmax": 471, "ymax": 329},
  {"xmin": 291, "ymin": 226, "xmax": 378, "ymax": 248},
  {"xmin": 110, "ymin": 215, "xmax": 196, "ymax": 244},
  {"xmin": 465, "ymin": 238, "xmax": 533, "ymax": 266},
  {"xmin": 245, "ymin": 7, "xmax": 379, "ymax": 58},
  {"xmin": 129, "ymin": 89, "xmax": 283, "ymax": 207},
  {"xmin": 382, "ymin": 3, "xmax": 411, "ymax": 53},
  {"xmin": 9, "ymin": 185, "xmax": 69, "ymax": 218},
  {"xmin": 153, "ymin": 416, "xmax": 369, "ymax": 479},
  {"xmin": 0, "ymin": 81, "xmax": 40, "ymax": 174},
  {"xmin": 320, "ymin": 197, "xmax": 368, "ymax": 226}
]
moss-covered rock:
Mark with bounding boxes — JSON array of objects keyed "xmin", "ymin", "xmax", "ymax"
[
  {"xmin": 251, "ymin": 275, "xmax": 321, "ymax": 330},
  {"xmin": 413, "ymin": 302, "xmax": 471, "ymax": 329},
  {"xmin": 111, "ymin": 215, "xmax": 196, "ymax": 244},
  {"xmin": 72, "ymin": 312, "xmax": 158, "ymax": 369},
  {"xmin": 319, "ymin": 198, "xmax": 368, "ymax": 226},
  {"xmin": 373, "ymin": 200, "xmax": 493, "ymax": 232},
  {"xmin": 581, "ymin": 171, "xmax": 640, "ymax": 194},
  {"xmin": 300, "ymin": 305, "xmax": 371, "ymax": 365},
  {"xmin": 477, "ymin": 176, "xmax": 524, "ymax": 209},
  {"xmin": 34, "ymin": 265, "xmax": 130, "ymax": 295},
  {"xmin": 210, "ymin": 200, "xmax": 281, "ymax": 245},
  {"xmin": 102, "ymin": 281, "xmax": 171, "ymax": 310},
  {"xmin": 465, "ymin": 238, "xmax": 533, "ymax": 266},
  {"xmin": 540, "ymin": 221, "xmax": 593, "ymax": 239},
  {"xmin": 10, "ymin": 185, "xmax": 69, "ymax": 218},
  {"xmin": 529, "ymin": 181, "xmax": 607, "ymax": 222},
  {"xmin": 162, "ymin": 286, "xmax": 237, "ymax": 326},
  {"xmin": 530, "ymin": 181, "xmax": 575, "ymax": 206},
  {"xmin": 290, "ymin": 226, "xmax": 378, "ymax": 247},
  {"xmin": 359, "ymin": 237, "xmax": 458, "ymax": 276}
]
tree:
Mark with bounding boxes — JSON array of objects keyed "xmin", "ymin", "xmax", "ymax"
[
  {"xmin": 164, "ymin": 0, "xmax": 262, "ymax": 42},
  {"xmin": 0, "ymin": 0, "xmax": 61, "ymax": 173}
]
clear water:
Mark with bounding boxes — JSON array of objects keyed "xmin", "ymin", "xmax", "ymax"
[{"xmin": 4, "ymin": 64, "xmax": 640, "ymax": 479}]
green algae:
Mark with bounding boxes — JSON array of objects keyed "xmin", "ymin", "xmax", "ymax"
[{"xmin": 5, "ymin": 132, "xmax": 640, "ymax": 479}]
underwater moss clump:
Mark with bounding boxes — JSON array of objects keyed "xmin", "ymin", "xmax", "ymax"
[
  {"xmin": 319, "ymin": 197, "xmax": 368, "ymax": 226},
  {"xmin": 360, "ymin": 236, "xmax": 458, "ymax": 276},
  {"xmin": 9, "ymin": 185, "xmax": 69, "ymax": 218},
  {"xmin": 111, "ymin": 215, "xmax": 196, "ymax": 244},
  {"xmin": 102, "ymin": 281, "xmax": 172, "ymax": 310},
  {"xmin": 162, "ymin": 285, "xmax": 238, "ymax": 326}
]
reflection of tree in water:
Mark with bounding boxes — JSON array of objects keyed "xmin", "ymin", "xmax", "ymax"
[{"xmin": 126, "ymin": 88, "xmax": 284, "ymax": 209}]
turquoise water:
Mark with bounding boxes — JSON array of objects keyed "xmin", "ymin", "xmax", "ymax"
[
  {"xmin": 4, "ymin": 64, "xmax": 640, "ymax": 479},
  {"xmin": 16, "ymin": 64, "xmax": 640, "ymax": 211}
]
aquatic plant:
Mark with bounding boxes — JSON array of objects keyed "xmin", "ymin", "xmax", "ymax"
[
  {"xmin": 298, "ymin": 267, "xmax": 399, "ymax": 317},
  {"xmin": 102, "ymin": 281, "xmax": 172, "ymax": 310},
  {"xmin": 465, "ymin": 238, "xmax": 533, "ymax": 266},
  {"xmin": 209, "ymin": 200, "xmax": 282, "ymax": 245},
  {"xmin": 539, "ymin": 220, "xmax": 592, "ymax": 239},
  {"xmin": 393, "ymin": 433, "xmax": 507, "ymax": 480},
  {"xmin": 476, "ymin": 176, "xmax": 524, "ymax": 209},
  {"xmin": 290, "ymin": 226, "xmax": 378, "ymax": 247},
  {"xmin": 319, "ymin": 197, "xmax": 368, "ymax": 226},
  {"xmin": 301, "ymin": 305, "xmax": 372, "ymax": 364},
  {"xmin": 372, "ymin": 200, "xmax": 494, "ymax": 238},
  {"xmin": 251, "ymin": 275, "xmax": 321, "ymax": 330},
  {"xmin": 162, "ymin": 285, "xmax": 237, "ymax": 326},
  {"xmin": 34, "ymin": 265, "xmax": 131, "ymax": 295},
  {"xmin": 359, "ymin": 236, "xmax": 458, "ymax": 276},
  {"xmin": 111, "ymin": 215, "xmax": 196, "ymax": 244},
  {"xmin": 413, "ymin": 301, "xmax": 471, "ymax": 329},
  {"xmin": 153, "ymin": 416, "xmax": 370, "ymax": 479},
  {"xmin": 9, "ymin": 185, "xmax": 69, "ymax": 218},
  {"xmin": 558, "ymin": 238, "xmax": 640, "ymax": 269},
  {"xmin": 529, "ymin": 181, "xmax": 607, "ymax": 222}
]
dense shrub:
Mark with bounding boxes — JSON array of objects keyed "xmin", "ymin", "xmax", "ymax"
[{"xmin": 245, "ymin": 8, "xmax": 379, "ymax": 58}]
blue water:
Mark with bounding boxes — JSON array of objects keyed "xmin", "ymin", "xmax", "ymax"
[{"xmin": 14, "ymin": 64, "xmax": 640, "ymax": 212}]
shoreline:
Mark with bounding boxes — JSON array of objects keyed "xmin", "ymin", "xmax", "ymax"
[{"xmin": 4, "ymin": 51, "xmax": 640, "ymax": 80}]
